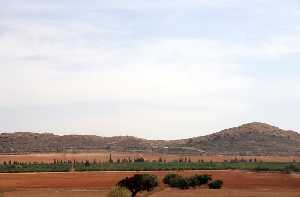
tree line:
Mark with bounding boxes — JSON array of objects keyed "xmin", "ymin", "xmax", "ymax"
[{"xmin": 0, "ymin": 155, "xmax": 299, "ymax": 173}]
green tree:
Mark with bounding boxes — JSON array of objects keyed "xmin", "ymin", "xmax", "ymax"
[{"xmin": 118, "ymin": 174, "xmax": 158, "ymax": 197}]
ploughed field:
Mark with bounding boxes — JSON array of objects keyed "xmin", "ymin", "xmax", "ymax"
[{"xmin": 0, "ymin": 170, "xmax": 300, "ymax": 197}]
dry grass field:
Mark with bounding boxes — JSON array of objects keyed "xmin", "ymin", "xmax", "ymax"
[{"xmin": 0, "ymin": 170, "xmax": 299, "ymax": 197}]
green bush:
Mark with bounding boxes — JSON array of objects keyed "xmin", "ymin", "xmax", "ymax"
[
  {"xmin": 107, "ymin": 186, "xmax": 131, "ymax": 197},
  {"xmin": 188, "ymin": 174, "xmax": 212, "ymax": 187},
  {"xmin": 163, "ymin": 174, "xmax": 212, "ymax": 189},
  {"xmin": 209, "ymin": 180, "xmax": 223, "ymax": 189},
  {"xmin": 163, "ymin": 174, "xmax": 189, "ymax": 189},
  {"xmin": 163, "ymin": 174, "xmax": 181, "ymax": 184},
  {"xmin": 169, "ymin": 176, "xmax": 189, "ymax": 189}
]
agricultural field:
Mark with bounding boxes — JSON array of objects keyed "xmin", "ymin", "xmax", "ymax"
[
  {"xmin": 73, "ymin": 161, "xmax": 300, "ymax": 172},
  {"xmin": 0, "ymin": 153, "xmax": 299, "ymax": 196},
  {"xmin": 2, "ymin": 189, "xmax": 300, "ymax": 197},
  {"xmin": 151, "ymin": 188, "xmax": 300, "ymax": 197},
  {"xmin": 0, "ymin": 170, "xmax": 299, "ymax": 197},
  {"xmin": 0, "ymin": 160, "xmax": 300, "ymax": 173}
]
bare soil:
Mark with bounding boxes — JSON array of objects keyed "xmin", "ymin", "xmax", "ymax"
[
  {"xmin": 0, "ymin": 170, "xmax": 299, "ymax": 190},
  {"xmin": 3, "ymin": 189, "xmax": 108, "ymax": 197},
  {"xmin": 0, "ymin": 170, "xmax": 299, "ymax": 197},
  {"xmin": 151, "ymin": 188, "xmax": 300, "ymax": 197}
]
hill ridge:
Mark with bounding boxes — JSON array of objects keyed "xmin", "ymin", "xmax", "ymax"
[{"xmin": 1, "ymin": 122, "xmax": 300, "ymax": 155}]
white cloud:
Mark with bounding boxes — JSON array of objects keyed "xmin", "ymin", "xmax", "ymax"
[
  {"xmin": 1, "ymin": 0, "xmax": 300, "ymax": 138},
  {"xmin": 258, "ymin": 34, "xmax": 300, "ymax": 56}
]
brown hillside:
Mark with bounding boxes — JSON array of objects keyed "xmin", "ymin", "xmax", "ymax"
[
  {"xmin": 184, "ymin": 122, "xmax": 300, "ymax": 155},
  {"xmin": 0, "ymin": 122, "xmax": 299, "ymax": 155}
]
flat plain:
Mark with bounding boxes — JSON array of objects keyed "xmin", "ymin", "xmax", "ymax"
[
  {"xmin": 0, "ymin": 153, "xmax": 299, "ymax": 196},
  {"xmin": 0, "ymin": 169, "xmax": 300, "ymax": 197}
]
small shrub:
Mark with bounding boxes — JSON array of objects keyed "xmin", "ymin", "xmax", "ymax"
[
  {"xmin": 107, "ymin": 186, "xmax": 131, "ymax": 197},
  {"xmin": 209, "ymin": 180, "xmax": 223, "ymax": 189}
]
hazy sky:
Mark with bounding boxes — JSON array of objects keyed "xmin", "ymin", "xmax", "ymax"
[{"xmin": 1, "ymin": 0, "xmax": 300, "ymax": 139}]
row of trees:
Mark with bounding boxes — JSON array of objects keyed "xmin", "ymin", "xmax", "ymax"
[
  {"xmin": 1, "ymin": 160, "xmax": 299, "ymax": 172},
  {"xmin": 1, "ymin": 155, "xmax": 268, "ymax": 166}
]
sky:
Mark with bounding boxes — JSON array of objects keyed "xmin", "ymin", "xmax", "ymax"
[{"xmin": 0, "ymin": 0, "xmax": 300, "ymax": 139}]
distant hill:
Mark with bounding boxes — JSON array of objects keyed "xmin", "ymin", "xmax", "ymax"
[
  {"xmin": 1, "ymin": 122, "xmax": 300, "ymax": 155},
  {"xmin": 181, "ymin": 122, "xmax": 300, "ymax": 155}
]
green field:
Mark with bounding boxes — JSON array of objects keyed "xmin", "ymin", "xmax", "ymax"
[
  {"xmin": 0, "ymin": 161, "xmax": 299, "ymax": 173},
  {"xmin": 0, "ymin": 163, "xmax": 71, "ymax": 173},
  {"xmin": 74, "ymin": 161, "xmax": 300, "ymax": 172}
]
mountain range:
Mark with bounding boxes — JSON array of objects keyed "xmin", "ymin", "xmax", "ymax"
[{"xmin": 1, "ymin": 122, "xmax": 300, "ymax": 155}]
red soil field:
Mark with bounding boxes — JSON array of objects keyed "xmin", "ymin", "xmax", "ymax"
[
  {"xmin": 151, "ymin": 188, "xmax": 300, "ymax": 197},
  {"xmin": 0, "ymin": 170, "xmax": 299, "ymax": 191}
]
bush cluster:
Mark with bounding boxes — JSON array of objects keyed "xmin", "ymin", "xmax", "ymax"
[{"xmin": 163, "ymin": 173, "xmax": 223, "ymax": 190}]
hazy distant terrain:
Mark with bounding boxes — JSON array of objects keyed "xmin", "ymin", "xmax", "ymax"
[{"xmin": 1, "ymin": 122, "xmax": 300, "ymax": 155}]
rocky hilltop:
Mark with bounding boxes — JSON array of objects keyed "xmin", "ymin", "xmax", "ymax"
[{"xmin": 1, "ymin": 122, "xmax": 299, "ymax": 155}]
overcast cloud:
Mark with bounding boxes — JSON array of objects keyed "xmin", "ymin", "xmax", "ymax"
[{"xmin": 1, "ymin": 0, "xmax": 300, "ymax": 139}]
